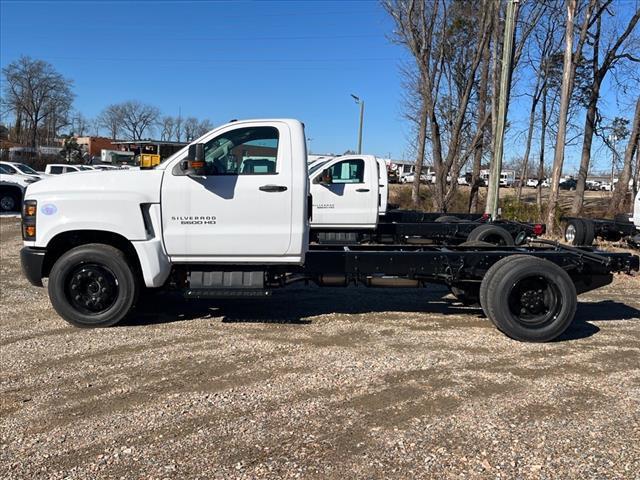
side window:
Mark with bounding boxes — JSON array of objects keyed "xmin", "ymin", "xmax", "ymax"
[
  {"xmin": 49, "ymin": 166, "xmax": 63, "ymax": 174},
  {"xmin": 328, "ymin": 159, "xmax": 364, "ymax": 184},
  {"xmin": 203, "ymin": 126, "xmax": 279, "ymax": 175},
  {"xmin": 0, "ymin": 164, "xmax": 16, "ymax": 174}
]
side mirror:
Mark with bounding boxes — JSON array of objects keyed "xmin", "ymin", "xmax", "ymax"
[{"xmin": 184, "ymin": 144, "xmax": 205, "ymax": 176}]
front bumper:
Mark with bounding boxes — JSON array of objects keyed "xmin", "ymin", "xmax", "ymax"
[{"xmin": 20, "ymin": 247, "xmax": 46, "ymax": 287}]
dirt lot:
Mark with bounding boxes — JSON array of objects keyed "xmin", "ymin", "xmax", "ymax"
[{"xmin": 1, "ymin": 217, "xmax": 639, "ymax": 479}]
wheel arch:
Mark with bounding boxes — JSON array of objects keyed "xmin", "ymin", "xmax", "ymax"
[{"xmin": 42, "ymin": 230, "xmax": 143, "ymax": 281}]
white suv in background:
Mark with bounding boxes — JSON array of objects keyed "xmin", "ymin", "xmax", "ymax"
[{"xmin": 44, "ymin": 164, "xmax": 94, "ymax": 175}]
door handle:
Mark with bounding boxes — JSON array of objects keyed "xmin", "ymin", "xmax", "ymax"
[
  {"xmin": 259, "ymin": 184, "xmax": 288, "ymax": 192},
  {"xmin": 356, "ymin": 188, "xmax": 370, "ymax": 192}
]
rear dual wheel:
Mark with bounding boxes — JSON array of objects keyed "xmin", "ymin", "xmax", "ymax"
[
  {"xmin": 480, "ymin": 255, "xmax": 577, "ymax": 342},
  {"xmin": 564, "ymin": 219, "xmax": 595, "ymax": 246}
]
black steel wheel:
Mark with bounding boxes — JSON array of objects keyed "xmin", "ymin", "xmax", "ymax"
[
  {"xmin": 49, "ymin": 244, "xmax": 138, "ymax": 327},
  {"xmin": 483, "ymin": 256, "xmax": 577, "ymax": 342},
  {"xmin": 64, "ymin": 264, "xmax": 119, "ymax": 315}
]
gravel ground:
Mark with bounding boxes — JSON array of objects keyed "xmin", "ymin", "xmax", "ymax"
[{"xmin": 1, "ymin": 217, "xmax": 639, "ymax": 479}]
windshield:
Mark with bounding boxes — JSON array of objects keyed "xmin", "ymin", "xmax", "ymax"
[
  {"xmin": 309, "ymin": 160, "xmax": 330, "ymax": 176},
  {"xmin": 15, "ymin": 163, "xmax": 39, "ymax": 175}
]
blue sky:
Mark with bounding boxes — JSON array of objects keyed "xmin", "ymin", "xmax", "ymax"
[
  {"xmin": 1, "ymin": 0, "xmax": 637, "ymax": 172},
  {"xmin": 1, "ymin": 0, "xmax": 409, "ymax": 157}
]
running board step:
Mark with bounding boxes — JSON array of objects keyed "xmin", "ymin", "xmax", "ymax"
[{"xmin": 185, "ymin": 289, "xmax": 271, "ymax": 299}]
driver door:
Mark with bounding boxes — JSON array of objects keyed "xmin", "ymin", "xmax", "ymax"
[
  {"xmin": 311, "ymin": 157, "xmax": 378, "ymax": 228},
  {"xmin": 161, "ymin": 122, "xmax": 293, "ymax": 260}
]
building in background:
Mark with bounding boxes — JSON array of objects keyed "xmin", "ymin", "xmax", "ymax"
[{"xmin": 74, "ymin": 137, "xmax": 114, "ymax": 157}]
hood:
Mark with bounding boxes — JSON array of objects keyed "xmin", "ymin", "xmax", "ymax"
[{"xmin": 26, "ymin": 169, "xmax": 164, "ymax": 203}]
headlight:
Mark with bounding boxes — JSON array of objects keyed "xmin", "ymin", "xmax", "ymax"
[{"xmin": 22, "ymin": 200, "xmax": 37, "ymax": 240}]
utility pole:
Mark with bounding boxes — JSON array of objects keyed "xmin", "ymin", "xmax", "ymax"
[
  {"xmin": 486, "ymin": 0, "xmax": 519, "ymax": 219},
  {"xmin": 351, "ymin": 94, "xmax": 364, "ymax": 154}
]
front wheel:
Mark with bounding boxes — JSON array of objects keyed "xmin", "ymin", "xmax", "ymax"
[{"xmin": 48, "ymin": 244, "xmax": 139, "ymax": 327}]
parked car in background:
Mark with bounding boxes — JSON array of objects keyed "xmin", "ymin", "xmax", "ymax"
[
  {"xmin": 400, "ymin": 172, "xmax": 429, "ymax": 184},
  {"xmin": 586, "ymin": 180, "xmax": 601, "ymax": 191},
  {"xmin": 559, "ymin": 178, "xmax": 577, "ymax": 190},
  {"xmin": 0, "ymin": 174, "xmax": 29, "ymax": 212},
  {"xmin": 0, "ymin": 161, "xmax": 47, "ymax": 181},
  {"xmin": 44, "ymin": 164, "xmax": 94, "ymax": 175},
  {"xmin": 525, "ymin": 178, "xmax": 540, "ymax": 187},
  {"xmin": 600, "ymin": 182, "xmax": 612, "ymax": 191}
]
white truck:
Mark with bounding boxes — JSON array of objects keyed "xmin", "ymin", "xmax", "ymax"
[
  {"xmin": 44, "ymin": 164, "xmax": 95, "ymax": 175},
  {"xmin": 20, "ymin": 119, "xmax": 639, "ymax": 342},
  {"xmin": 308, "ymin": 154, "xmax": 543, "ymax": 245}
]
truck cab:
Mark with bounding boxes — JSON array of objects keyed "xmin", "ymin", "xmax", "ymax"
[
  {"xmin": 22, "ymin": 119, "xmax": 309, "ymax": 291},
  {"xmin": 309, "ymin": 155, "xmax": 380, "ymax": 229}
]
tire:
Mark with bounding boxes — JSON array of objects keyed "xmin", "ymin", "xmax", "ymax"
[
  {"xmin": 48, "ymin": 244, "xmax": 139, "ymax": 328},
  {"xmin": 483, "ymin": 256, "xmax": 577, "ymax": 342},
  {"xmin": 479, "ymin": 255, "xmax": 531, "ymax": 311},
  {"xmin": 435, "ymin": 215, "xmax": 460, "ymax": 223},
  {"xmin": 581, "ymin": 219, "xmax": 595, "ymax": 246},
  {"xmin": 0, "ymin": 191, "xmax": 20, "ymax": 212},
  {"xmin": 564, "ymin": 219, "xmax": 585, "ymax": 245},
  {"xmin": 467, "ymin": 224, "xmax": 515, "ymax": 246}
]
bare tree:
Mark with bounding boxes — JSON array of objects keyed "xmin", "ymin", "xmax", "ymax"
[
  {"xmin": 634, "ymin": 130, "xmax": 640, "ymax": 199},
  {"xmin": 385, "ymin": 0, "xmax": 492, "ymax": 211},
  {"xmin": 1, "ymin": 56, "xmax": 74, "ymax": 148},
  {"xmin": 70, "ymin": 112, "xmax": 89, "ymax": 136},
  {"xmin": 118, "ymin": 101, "xmax": 160, "ymax": 140},
  {"xmin": 571, "ymin": 6, "xmax": 640, "ymax": 215},
  {"xmin": 468, "ymin": 18, "xmax": 492, "ymax": 213},
  {"xmin": 608, "ymin": 97, "xmax": 640, "ymax": 214},
  {"xmin": 183, "ymin": 117, "xmax": 200, "ymax": 141},
  {"xmin": 97, "ymin": 104, "xmax": 124, "ymax": 140},
  {"xmin": 195, "ymin": 119, "xmax": 214, "ymax": 138},
  {"xmin": 546, "ymin": 0, "xmax": 599, "ymax": 232},
  {"xmin": 160, "ymin": 116, "xmax": 176, "ymax": 141}
]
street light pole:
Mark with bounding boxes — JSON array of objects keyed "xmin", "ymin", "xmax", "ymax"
[{"xmin": 351, "ymin": 94, "xmax": 364, "ymax": 154}]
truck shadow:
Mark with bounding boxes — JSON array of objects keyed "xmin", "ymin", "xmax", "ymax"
[{"xmin": 123, "ymin": 288, "xmax": 640, "ymax": 341}]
